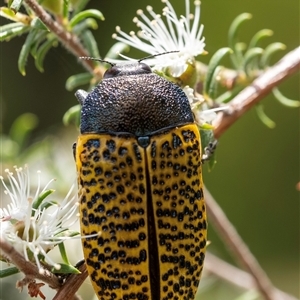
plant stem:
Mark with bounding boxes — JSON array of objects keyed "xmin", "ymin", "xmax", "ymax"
[
  {"xmin": 213, "ymin": 47, "xmax": 300, "ymax": 138},
  {"xmin": 205, "ymin": 252, "xmax": 299, "ymax": 300},
  {"xmin": 24, "ymin": 0, "xmax": 100, "ymax": 76},
  {"xmin": 204, "ymin": 187, "xmax": 283, "ymax": 300},
  {"xmin": 53, "ymin": 262, "xmax": 88, "ymax": 300},
  {"xmin": 0, "ymin": 238, "xmax": 60, "ymax": 289}
]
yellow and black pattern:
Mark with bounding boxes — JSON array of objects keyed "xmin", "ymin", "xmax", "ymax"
[
  {"xmin": 146, "ymin": 124, "xmax": 206, "ymax": 300},
  {"xmin": 76, "ymin": 124, "xmax": 206, "ymax": 300},
  {"xmin": 76, "ymin": 134, "xmax": 151, "ymax": 300}
]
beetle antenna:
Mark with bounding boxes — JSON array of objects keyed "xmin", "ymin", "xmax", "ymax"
[
  {"xmin": 138, "ymin": 51, "xmax": 180, "ymax": 63},
  {"xmin": 79, "ymin": 56, "xmax": 115, "ymax": 67}
]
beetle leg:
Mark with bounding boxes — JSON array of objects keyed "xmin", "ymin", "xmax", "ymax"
[
  {"xmin": 202, "ymin": 139, "xmax": 218, "ymax": 162},
  {"xmin": 72, "ymin": 142, "xmax": 76, "ymax": 160}
]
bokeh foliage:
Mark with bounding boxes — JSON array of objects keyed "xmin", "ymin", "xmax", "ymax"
[{"xmin": 0, "ymin": 0, "xmax": 299, "ymax": 299}]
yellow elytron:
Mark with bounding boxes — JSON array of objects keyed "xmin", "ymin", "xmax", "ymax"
[{"xmin": 75, "ymin": 61, "xmax": 207, "ymax": 300}]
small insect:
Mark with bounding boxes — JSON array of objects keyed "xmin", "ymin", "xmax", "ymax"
[{"xmin": 74, "ymin": 56, "xmax": 207, "ymax": 300}]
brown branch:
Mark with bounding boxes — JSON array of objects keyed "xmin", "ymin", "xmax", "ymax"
[
  {"xmin": 53, "ymin": 263, "xmax": 88, "ymax": 300},
  {"xmin": 205, "ymin": 252, "xmax": 298, "ymax": 300},
  {"xmin": 24, "ymin": 0, "xmax": 102, "ymax": 77},
  {"xmin": 204, "ymin": 187, "xmax": 284, "ymax": 300},
  {"xmin": 213, "ymin": 47, "xmax": 300, "ymax": 138},
  {"xmin": 0, "ymin": 238, "xmax": 61, "ymax": 289},
  {"xmin": 0, "ymin": 237, "xmax": 88, "ymax": 299}
]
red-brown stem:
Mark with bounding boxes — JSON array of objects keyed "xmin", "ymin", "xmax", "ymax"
[
  {"xmin": 213, "ymin": 47, "xmax": 300, "ymax": 138},
  {"xmin": 53, "ymin": 263, "xmax": 88, "ymax": 300},
  {"xmin": 24, "ymin": 0, "xmax": 99, "ymax": 75},
  {"xmin": 0, "ymin": 238, "xmax": 60, "ymax": 289},
  {"xmin": 204, "ymin": 187, "xmax": 283, "ymax": 300},
  {"xmin": 205, "ymin": 252, "xmax": 298, "ymax": 300}
]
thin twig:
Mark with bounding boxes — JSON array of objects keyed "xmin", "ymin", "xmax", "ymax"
[
  {"xmin": 24, "ymin": 0, "xmax": 101, "ymax": 76},
  {"xmin": 0, "ymin": 237, "xmax": 88, "ymax": 299},
  {"xmin": 205, "ymin": 252, "xmax": 299, "ymax": 300},
  {"xmin": 0, "ymin": 238, "xmax": 61, "ymax": 289},
  {"xmin": 204, "ymin": 187, "xmax": 284, "ymax": 300},
  {"xmin": 213, "ymin": 47, "xmax": 300, "ymax": 138},
  {"xmin": 53, "ymin": 263, "xmax": 88, "ymax": 300}
]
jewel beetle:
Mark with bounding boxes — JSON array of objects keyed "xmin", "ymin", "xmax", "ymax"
[{"xmin": 74, "ymin": 59, "xmax": 207, "ymax": 300}]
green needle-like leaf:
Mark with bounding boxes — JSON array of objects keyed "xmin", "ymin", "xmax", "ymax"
[
  {"xmin": 32, "ymin": 189, "xmax": 55, "ymax": 211},
  {"xmin": 30, "ymin": 31, "xmax": 49, "ymax": 57},
  {"xmin": 9, "ymin": 113, "xmax": 38, "ymax": 147},
  {"xmin": 273, "ymin": 87, "xmax": 300, "ymax": 108},
  {"xmin": 105, "ymin": 42, "xmax": 130, "ymax": 59},
  {"xmin": 35, "ymin": 34, "xmax": 58, "ymax": 72},
  {"xmin": 9, "ymin": 0, "xmax": 23, "ymax": 12},
  {"xmin": 80, "ymin": 29, "xmax": 101, "ymax": 58},
  {"xmin": 56, "ymin": 230, "xmax": 80, "ymax": 238},
  {"xmin": 63, "ymin": 104, "xmax": 81, "ymax": 127},
  {"xmin": 58, "ymin": 242, "xmax": 70, "ymax": 265},
  {"xmin": 228, "ymin": 13, "xmax": 252, "ymax": 68},
  {"xmin": 0, "ymin": 22, "xmax": 29, "ymax": 41},
  {"xmin": 0, "ymin": 7, "xmax": 16, "ymax": 20},
  {"xmin": 18, "ymin": 28, "xmax": 38, "ymax": 75},
  {"xmin": 71, "ymin": 0, "xmax": 92, "ymax": 14},
  {"xmin": 215, "ymin": 87, "xmax": 243, "ymax": 104},
  {"xmin": 203, "ymin": 47, "xmax": 232, "ymax": 98},
  {"xmin": 255, "ymin": 104, "xmax": 276, "ymax": 128},
  {"xmin": 243, "ymin": 47, "xmax": 263, "ymax": 75},
  {"xmin": 215, "ymin": 90, "xmax": 234, "ymax": 104},
  {"xmin": 0, "ymin": 7, "xmax": 30, "ymax": 23},
  {"xmin": 72, "ymin": 18, "xmax": 98, "ymax": 35},
  {"xmin": 40, "ymin": 200, "xmax": 58, "ymax": 211},
  {"xmin": 65, "ymin": 73, "xmax": 93, "ymax": 91},
  {"xmin": 207, "ymin": 65, "xmax": 222, "ymax": 100},
  {"xmin": 52, "ymin": 263, "xmax": 81, "ymax": 274},
  {"xmin": 69, "ymin": 9, "xmax": 104, "ymax": 28},
  {"xmin": 248, "ymin": 29, "xmax": 273, "ymax": 49},
  {"xmin": 228, "ymin": 13, "xmax": 253, "ymax": 49},
  {"xmin": 63, "ymin": 0, "xmax": 69, "ymax": 19},
  {"xmin": 0, "ymin": 267, "xmax": 20, "ymax": 278},
  {"xmin": 261, "ymin": 42, "xmax": 286, "ymax": 67},
  {"xmin": 30, "ymin": 17, "xmax": 49, "ymax": 31}
]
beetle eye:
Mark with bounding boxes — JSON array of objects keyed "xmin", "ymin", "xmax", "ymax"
[
  {"xmin": 103, "ymin": 66, "xmax": 121, "ymax": 79},
  {"xmin": 138, "ymin": 63, "xmax": 152, "ymax": 73}
]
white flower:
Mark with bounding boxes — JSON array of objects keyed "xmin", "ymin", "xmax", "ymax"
[
  {"xmin": 183, "ymin": 85, "xmax": 204, "ymax": 107},
  {"xmin": 0, "ymin": 166, "xmax": 79, "ymax": 273},
  {"xmin": 194, "ymin": 106, "xmax": 230, "ymax": 126},
  {"xmin": 112, "ymin": 0, "xmax": 206, "ymax": 77},
  {"xmin": 182, "ymin": 86, "xmax": 226, "ymax": 126}
]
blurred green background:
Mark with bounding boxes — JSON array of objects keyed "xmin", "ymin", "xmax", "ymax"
[{"xmin": 1, "ymin": 0, "xmax": 299, "ymax": 299}]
